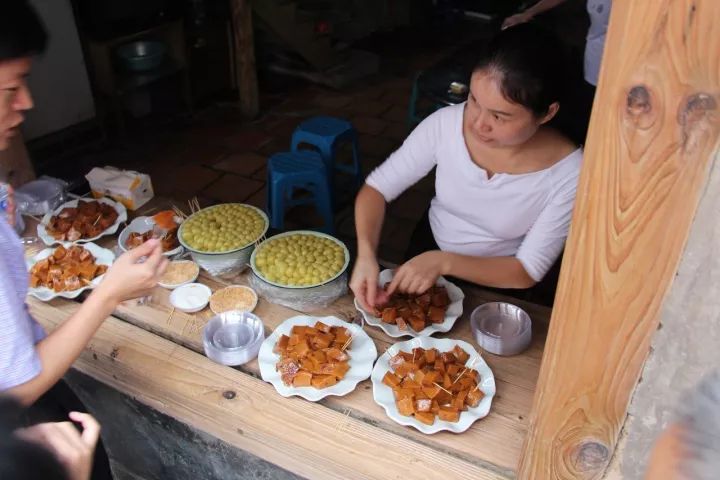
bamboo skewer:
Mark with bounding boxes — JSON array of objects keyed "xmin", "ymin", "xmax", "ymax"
[
  {"xmin": 166, "ymin": 307, "xmax": 175, "ymax": 325},
  {"xmin": 433, "ymin": 382, "xmax": 452, "ymax": 395}
]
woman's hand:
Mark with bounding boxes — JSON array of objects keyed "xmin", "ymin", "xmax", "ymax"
[
  {"xmin": 502, "ymin": 11, "xmax": 533, "ymax": 30},
  {"xmin": 16, "ymin": 412, "xmax": 101, "ymax": 480},
  {"xmin": 94, "ymin": 238, "xmax": 168, "ymax": 305},
  {"xmin": 349, "ymin": 255, "xmax": 384, "ymax": 311},
  {"xmin": 387, "ymin": 251, "xmax": 450, "ymax": 296}
]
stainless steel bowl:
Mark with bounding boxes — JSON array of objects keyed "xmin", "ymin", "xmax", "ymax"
[
  {"xmin": 115, "ymin": 40, "xmax": 167, "ymax": 72},
  {"xmin": 470, "ymin": 302, "xmax": 532, "ymax": 356}
]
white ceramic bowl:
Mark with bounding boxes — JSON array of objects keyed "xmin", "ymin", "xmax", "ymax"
[
  {"xmin": 169, "ymin": 283, "xmax": 212, "ymax": 313},
  {"xmin": 26, "ymin": 242, "xmax": 115, "ymax": 301},
  {"xmin": 177, "ymin": 203, "xmax": 269, "ymax": 277},
  {"xmin": 258, "ymin": 315, "xmax": 377, "ymax": 401},
  {"xmin": 354, "ymin": 269, "xmax": 465, "ymax": 338},
  {"xmin": 117, "ymin": 216, "xmax": 183, "ymax": 257},
  {"xmin": 158, "ymin": 260, "xmax": 200, "ymax": 289},
  {"xmin": 37, "ymin": 197, "xmax": 127, "ymax": 246},
  {"xmin": 249, "ymin": 230, "xmax": 350, "ymax": 289},
  {"xmin": 371, "ymin": 337, "xmax": 496, "ymax": 434}
]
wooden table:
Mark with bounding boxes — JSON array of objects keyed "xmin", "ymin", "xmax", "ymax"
[{"xmin": 25, "ymin": 209, "xmax": 550, "ymax": 479}]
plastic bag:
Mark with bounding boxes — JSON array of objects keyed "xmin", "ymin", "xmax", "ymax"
[
  {"xmin": 15, "ymin": 176, "xmax": 68, "ymax": 216},
  {"xmin": 249, "ymin": 271, "xmax": 349, "ymax": 311}
]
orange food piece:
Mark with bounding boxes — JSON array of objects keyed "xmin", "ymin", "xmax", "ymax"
[
  {"xmin": 408, "ymin": 315, "xmax": 425, "ymax": 332},
  {"xmin": 414, "ymin": 412, "xmax": 435, "ymax": 425},
  {"xmin": 314, "ymin": 321, "xmax": 331, "ymax": 333},
  {"xmin": 311, "ymin": 374, "xmax": 338, "ymax": 389},
  {"xmin": 397, "ymin": 397, "xmax": 415, "ymax": 416},
  {"xmin": 293, "ymin": 370, "xmax": 313, "ymax": 387},
  {"xmin": 453, "ymin": 345, "xmax": 470, "ymax": 363},
  {"xmin": 428, "ymin": 306, "xmax": 445, "ymax": 324},
  {"xmin": 153, "ymin": 210, "xmax": 177, "ymax": 229},
  {"xmin": 425, "ymin": 348, "xmax": 437, "ymax": 364},
  {"xmin": 438, "ymin": 407, "xmax": 460, "ymax": 422},
  {"xmin": 415, "ymin": 398, "xmax": 432, "ymax": 413},
  {"xmin": 383, "ymin": 372, "xmax": 402, "ymax": 388},
  {"xmin": 381, "ymin": 307, "xmax": 397, "ymax": 324},
  {"xmin": 422, "ymin": 385, "xmax": 440, "ymax": 399},
  {"xmin": 466, "ymin": 388, "xmax": 485, "ymax": 407},
  {"xmin": 400, "ymin": 378, "xmax": 421, "ymax": 390}
]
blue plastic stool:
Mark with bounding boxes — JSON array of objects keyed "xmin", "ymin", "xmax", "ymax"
[
  {"xmin": 266, "ymin": 151, "xmax": 334, "ymax": 234},
  {"xmin": 290, "ymin": 116, "xmax": 362, "ymax": 197}
]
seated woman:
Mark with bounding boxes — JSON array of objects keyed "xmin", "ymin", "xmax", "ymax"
[{"xmin": 350, "ymin": 24, "xmax": 582, "ymax": 309}]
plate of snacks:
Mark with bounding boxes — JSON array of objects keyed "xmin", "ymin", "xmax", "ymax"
[
  {"xmin": 177, "ymin": 203, "xmax": 268, "ymax": 276},
  {"xmin": 354, "ymin": 269, "xmax": 464, "ymax": 338},
  {"xmin": 250, "ymin": 231, "xmax": 349, "ymax": 289},
  {"xmin": 38, "ymin": 198, "xmax": 127, "ymax": 246},
  {"xmin": 371, "ymin": 337, "xmax": 495, "ymax": 434},
  {"xmin": 27, "ymin": 243, "xmax": 115, "ymax": 301},
  {"xmin": 158, "ymin": 260, "xmax": 200, "ymax": 289},
  {"xmin": 209, "ymin": 285, "xmax": 258, "ymax": 314},
  {"xmin": 118, "ymin": 210, "xmax": 182, "ymax": 257},
  {"xmin": 258, "ymin": 315, "xmax": 377, "ymax": 401}
]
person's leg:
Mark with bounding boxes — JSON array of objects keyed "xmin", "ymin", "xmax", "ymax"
[{"xmin": 23, "ymin": 380, "xmax": 114, "ymax": 480}]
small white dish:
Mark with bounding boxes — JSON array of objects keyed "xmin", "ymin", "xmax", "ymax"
[
  {"xmin": 258, "ymin": 315, "xmax": 378, "ymax": 402},
  {"xmin": 169, "ymin": 283, "xmax": 212, "ymax": 313},
  {"xmin": 118, "ymin": 216, "xmax": 183, "ymax": 257},
  {"xmin": 354, "ymin": 269, "xmax": 465, "ymax": 338},
  {"xmin": 26, "ymin": 242, "xmax": 115, "ymax": 301},
  {"xmin": 158, "ymin": 260, "xmax": 200, "ymax": 289},
  {"xmin": 371, "ymin": 337, "xmax": 496, "ymax": 434},
  {"xmin": 37, "ymin": 197, "xmax": 127, "ymax": 246}
]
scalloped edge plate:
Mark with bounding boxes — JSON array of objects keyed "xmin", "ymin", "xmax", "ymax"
[
  {"xmin": 118, "ymin": 216, "xmax": 183, "ymax": 257},
  {"xmin": 26, "ymin": 242, "xmax": 115, "ymax": 301},
  {"xmin": 258, "ymin": 315, "xmax": 377, "ymax": 401},
  {"xmin": 37, "ymin": 197, "xmax": 128, "ymax": 246},
  {"xmin": 371, "ymin": 337, "xmax": 495, "ymax": 434},
  {"xmin": 355, "ymin": 269, "xmax": 465, "ymax": 338}
]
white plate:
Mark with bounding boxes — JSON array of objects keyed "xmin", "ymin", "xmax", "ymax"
[
  {"xmin": 250, "ymin": 230, "xmax": 350, "ymax": 289},
  {"xmin": 354, "ymin": 269, "xmax": 465, "ymax": 338},
  {"xmin": 118, "ymin": 216, "xmax": 183, "ymax": 257},
  {"xmin": 258, "ymin": 315, "xmax": 377, "ymax": 401},
  {"xmin": 37, "ymin": 197, "xmax": 128, "ymax": 246},
  {"xmin": 371, "ymin": 337, "xmax": 496, "ymax": 434},
  {"xmin": 26, "ymin": 243, "xmax": 115, "ymax": 301}
]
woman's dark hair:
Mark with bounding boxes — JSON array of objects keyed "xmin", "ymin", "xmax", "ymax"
[
  {"xmin": 0, "ymin": 397, "xmax": 69, "ymax": 480},
  {"xmin": 0, "ymin": 0, "xmax": 48, "ymax": 61},
  {"xmin": 473, "ymin": 23, "xmax": 567, "ymax": 117}
]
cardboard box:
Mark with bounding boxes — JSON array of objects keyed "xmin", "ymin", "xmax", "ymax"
[{"xmin": 86, "ymin": 167, "xmax": 154, "ymax": 211}]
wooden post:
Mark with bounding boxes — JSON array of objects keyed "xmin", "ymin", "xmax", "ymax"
[
  {"xmin": 230, "ymin": 0, "xmax": 259, "ymax": 118},
  {"xmin": 518, "ymin": 0, "xmax": 720, "ymax": 478}
]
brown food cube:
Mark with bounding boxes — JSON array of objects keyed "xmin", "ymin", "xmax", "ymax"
[
  {"xmin": 334, "ymin": 329, "xmax": 350, "ymax": 345},
  {"xmin": 415, "ymin": 292, "xmax": 431, "ymax": 308},
  {"xmin": 397, "ymin": 306, "xmax": 412, "ymax": 320},
  {"xmin": 394, "ymin": 361, "xmax": 418, "ymax": 377},
  {"xmin": 438, "ymin": 407, "xmax": 460, "ymax": 423},
  {"xmin": 431, "ymin": 400, "xmax": 440, "ymax": 414},
  {"xmin": 311, "ymin": 350, "xmax": 327, "ymax": 364},
  {"xmin": 434, "ymin": 359, "xmax": 446, "ymax": 373},
  {"xmin": 314, "ymin": 321, "xmax": 331, "ymax": 333},
  {"xmin": 455, "ymin": 390, "xmax": 469, "ymax": 411},
  {"xmin": 413, "ymin": 370, "xmax": 426, "ymax": 385},
  {"xmin": 466, "ymin": 388, "xmax": 485, "ymax": 407},
  {"xmin": 292, "ymin": 370, "xmax": 313, "ymax": 387},
  {"xmin": 331, "ymin": 362, "xmax": 350, "ymax": 379},
  {"xmin": 435, "ymin": 390, "xmax": 453, "ymax": 405},
  {"xmin": 288, "ymin": 334, "xmax": 301, "ymax": 346},
  {"xmin": 453, "ymin": 345, "xmax": 470, "ymax": 363},
  {"xmin": 447, "ymin": 363, "xmax": 460, "ymax": 377},
  {"xmin": 325, "ymin": 347, "xmax": 349, "ymax": 362},
  {"xmin": 428, "ymin": 306, "xmax": 445, "ymax": 324},
  {"xmin": 397, "ymin": 397, "xmax": 415, "ymax": 417},
  {"xmin": 312, "ymin": 333, "xmax": 333, "ymax": 350},
  {"xmin": 400, "ymin": 378, "xmax": 421, "ymax": 390},
  {"xmin": 431, "ymin": 287, "xmax": 450, "ymax": 307},
  {"xmin": 415, "ymin": 398, "xmax": 432, "ymax": 413},
  {"xmin": 441, "ymin": 352, "xmax": 457, "ymax": 364},
  {"xmin": 383, "ymin": 372, "xmax": 402, "ymax": 388},
  {"xmin": 422, "ymin": 370, "xmax": 440, "ymax": 386},
  {"xmin": 414, "ymin": 412, "xmax": 435, "ymax": 425},
  {"xmin": 425, "ymin": 348, "xmax": 437, "ymax": 364},
  {"xmin": 408, "ymin": 315, "xmax": 426, "ymax": 332},
  {"xmin": 422, "ymin": 385, "xmax": 440, "ymax": 399},
  {"xmin": 311, "ymin": 374, "xmax": 338, "ymax": 389},
  {"xmin": 389, "ymin": 354, "xmax": 406, "ymax": 370},
  {"xmin": 291, "ymin": 325, "xmax": 307, "ymax": 336},
  {"xmin": 442, "ymin": 373, "xmax": 453, "ymax": 389},
  {"xmin": 381, "ymin": 307, "xmax": 398, "ymax": 324},
  {"xmin": 292, "ymin": 339, "xmax": 310, "ymax": 357}
]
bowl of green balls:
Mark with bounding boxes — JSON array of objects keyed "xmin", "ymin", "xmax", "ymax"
[
  {"xmin": 178, "ymin": 203, "xmax": 269, "ymax": 276},
  {"xmin": 250, "ymin": 231, "xmax": 350, "ymax": 289}
]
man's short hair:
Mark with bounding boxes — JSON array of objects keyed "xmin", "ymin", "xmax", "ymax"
[{"xmin": 0, "ymin": 0, "xmax": 47, "ymax": 62}]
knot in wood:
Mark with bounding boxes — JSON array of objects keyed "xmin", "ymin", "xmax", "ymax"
[
  {"xmin": 625, "ymin": 85, "xmax": 656, "ymax": 129},
  {"xmin": 223, "ymin": 390, "xmax": 237, "ymax": 400},
  {"xmin": 573, "ymin": 441, "xmax": 610, "ymax": 473},
  {"xmin": 677, "ymin": 93, "xmax": 717, "ymax": 126}
]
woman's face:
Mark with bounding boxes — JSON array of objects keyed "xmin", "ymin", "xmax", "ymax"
[
  {"xmin": 464, "ymin": 69, "xmax": 556, "ymax": 148},
  {"xmin": 0, "ymin": 58, "xmax": 33, "ymax": 151}
]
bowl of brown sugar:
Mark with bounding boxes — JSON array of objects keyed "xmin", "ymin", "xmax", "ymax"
[
  {"xmin": 158, "ymin": 260, "xmax": 200, "ymax": 289},
  {"xmin": 209, "ymin": 285, "xmax": 258, "ymax": 315}
]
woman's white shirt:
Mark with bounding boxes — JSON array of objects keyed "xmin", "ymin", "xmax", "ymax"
[{"xmin": 365, "ymin": 103, "xmax": 582, "ymax": 282}]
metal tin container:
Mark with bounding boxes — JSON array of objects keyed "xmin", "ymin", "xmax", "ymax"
[
  {"xmin": 203, "ymin": 311, "xmax": 265, "ymax": 366},
  {"xmin": 470, "ymin": 302, "xmax": 532, "ymax": 356}
]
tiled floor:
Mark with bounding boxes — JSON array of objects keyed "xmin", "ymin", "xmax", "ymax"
[{"xmin": 44, "ymin": 22, "xmax": 492, "ymax": 264}]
